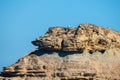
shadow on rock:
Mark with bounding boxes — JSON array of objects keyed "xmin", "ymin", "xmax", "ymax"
[{"xmin": 30, "ymin": 49, "xmax": 84, "ymax": 57}]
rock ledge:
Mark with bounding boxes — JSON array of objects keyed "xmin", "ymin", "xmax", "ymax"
[{"xmin": 1, "ymin": 24, "xmax": 120, "ymax": 80}]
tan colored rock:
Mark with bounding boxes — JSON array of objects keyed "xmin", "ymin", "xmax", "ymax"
[
  {"xmin": 32, "ymin": 24, "xmax": 120, "ymax": 52},
  {"xmin": 1, "ymin": 24, "xmax": 120, "ymax": 80}
]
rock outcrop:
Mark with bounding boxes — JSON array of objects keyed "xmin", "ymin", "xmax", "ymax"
[
  {"xmin": 1, "ymin": 24, "xmax": 120, "ymax": 80},
  {"xmin": 32, "ymin": 24, "xmax": 120, "ymax": 52}
]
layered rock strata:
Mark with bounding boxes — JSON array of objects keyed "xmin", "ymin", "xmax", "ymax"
[{"xmin": 1, "ymin": 24, "xmax": 120, "ymax": 80}]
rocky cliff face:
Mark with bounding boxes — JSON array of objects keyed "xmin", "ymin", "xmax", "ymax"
[{"xmin": 1, "ymin": 24, "xmax": 120, "ymax": 80}]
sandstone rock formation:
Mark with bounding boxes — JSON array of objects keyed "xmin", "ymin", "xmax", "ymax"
[
  {"xmin": 32, "ymin": 24, "xmax": 120, "ymax": 52},
  {"xmin": 1, "ymin": 24, "xmax": 120, "ymax": 80}
]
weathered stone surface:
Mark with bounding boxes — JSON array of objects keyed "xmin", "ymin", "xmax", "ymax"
[
  {"xmin": 1, "ymin": 24, "xmax": 120, "ymax": 80},
  {"xmin": 32, "ymin": 24, "xmax": 120, "ymax": 52}
]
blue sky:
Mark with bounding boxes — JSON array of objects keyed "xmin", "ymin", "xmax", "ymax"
[{"xmin": 0, "ymin": 0, "xmax": 120, "ymax": 70}]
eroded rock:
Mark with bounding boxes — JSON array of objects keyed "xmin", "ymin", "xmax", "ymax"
[
  {"xmin": 1, "ymin": 24, "xmax": 120, "ymax": 80},
  {"xmin": 32, "ymin": 24, "xmax": 120, "ymax": 52}
]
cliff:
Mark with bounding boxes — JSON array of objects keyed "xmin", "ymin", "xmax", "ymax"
[{"xmin": 1, "ymin": 24, "xmax": 120, "ymax": 80}]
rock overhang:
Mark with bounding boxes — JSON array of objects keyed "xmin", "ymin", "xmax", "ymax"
[
  {"xmin": 1, "ymin": 24, "xmax": 120, "ymax": 80},
  {"xmin": 32, "ymin": 24, "xmax": 120, "ymax": 53}
]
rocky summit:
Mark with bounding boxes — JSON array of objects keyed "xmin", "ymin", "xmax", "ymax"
[{"xmin": 1, "ymin": 24, "xmax": 120, "ymax": 80}]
